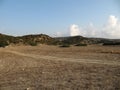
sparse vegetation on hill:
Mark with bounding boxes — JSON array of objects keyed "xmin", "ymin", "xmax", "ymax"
[
  {"xmin": 0, "ymin": 34, "xmax": 57, "ymax": 46},
  {"xmin": 0, "ymin": 33, "xmax": 120, "ymax": 47},
  {"xmin": 103, "ymin": 42, "xmax": 120, "ymax": 46},
  {"xmin": 17, "ymin": 34, "xmax": 54, "ymax": 45},
  {"xmin": 55, "ymin": 36, "xmax": 120, "ymax": 46},
  {"xmin": 57, "ymin": 36, "xmax": 87, "ymax": 45}
]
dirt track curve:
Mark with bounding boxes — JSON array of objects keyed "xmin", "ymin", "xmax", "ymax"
[{"xmin": 4, "ymin": 50, "xmax": 120, "ymax": 66}]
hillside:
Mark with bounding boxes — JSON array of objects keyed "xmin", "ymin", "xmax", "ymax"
[
  {"xmin": 55, "ymin": 36, "xmax": 120, "ymax": 45},
  {"xmin": 17, "ymin": 34, "xmax": 56, "ymax": 45},
  {"xmin": 0, "ymin": 34, "xmax": 57, "ymax": 47},
  {"xmin": 0, "ymin": 33, "xmax": 120, "ymax": 47}
]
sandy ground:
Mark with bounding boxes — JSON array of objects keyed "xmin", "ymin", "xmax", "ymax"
[{"xmin": 0, "ymin": 45, "xmax": 120, "ymax": 90}]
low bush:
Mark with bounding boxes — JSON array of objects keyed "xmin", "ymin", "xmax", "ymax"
[
  {"xmin": 28, "ymin": 42, "xmax": 37, "ymax": 46},
  {"xmin": 0, "ymin": 41, "xmax": 9, "ymax": 48},
  {"xmin": 103, "ymin": 42, "xmax": 120, "ymax": 46},
  {"xmin": 75, "ymin": 43, "xmax": 87, "ymax": 46},
  {"xmin": 59, "ymin": 44, "xmax": 70, "ymax": 48}
]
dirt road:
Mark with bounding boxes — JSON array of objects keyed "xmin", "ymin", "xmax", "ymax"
[{"xmin": 4, "ymin": 50, "xmax": 120, "ymax": 66}]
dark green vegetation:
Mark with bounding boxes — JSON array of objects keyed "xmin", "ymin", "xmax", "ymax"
[
  {"xmin": 103, "ymin": 42, "xmax": 120, "ymax": 46},
  {"xmin": 59, "ymin": 44, "xmax": 70, "ymax": 47},
  {"xmin": 0, "ymin": 33, "xmax": 120, "ymax": 47},
  {"xmin": 74, "ymin": 43, "xmax": 87, "ymax": 46}
]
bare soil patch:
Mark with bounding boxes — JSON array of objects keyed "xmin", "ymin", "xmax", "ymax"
[{"xmin": 0, "ymin": 45, "xmax": 119, "ymax": 90}]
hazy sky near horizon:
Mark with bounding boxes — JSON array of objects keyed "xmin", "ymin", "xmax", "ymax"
[{"xmin": 0, "ymin": 0, "xmax": 120, "ymax": 38}]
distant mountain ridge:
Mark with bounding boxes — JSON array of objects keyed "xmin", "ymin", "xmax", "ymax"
[
  {"xmin": 0, "ymin": 33, "xmax": 120, "ymax": 47},
  {"xmin": 55, "ymin": 36, "xmax": 120, "ymax": 45}
]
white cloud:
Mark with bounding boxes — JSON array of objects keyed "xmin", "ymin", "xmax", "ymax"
[
  {"xmin": 69, "ymin": 15, "xmax": 120, "ymax": 39},
  {"xmin": 69, "ymin": 24, "xmax": 80, "ymax": 36},
  {"xmin": 84, "ymin": 23, "xmax": 99, "ymax": 37},
  {"xmin": 56, "ymin": 15, "xmax": 120, "ymax": 39},
  {"xmin": 108, "ymin": 15, "xmax": 118, "ymax": 27},
  {"xmin": 102, "ymin": 15, "xmax": 120, "ymax": 38},
  {"xmin": 69, "ymin": 23, "xmax": 100, "ymax": 38},
  {"xmin": 56, "ymin": 32, "xmax": 62, "ymax": 37}
]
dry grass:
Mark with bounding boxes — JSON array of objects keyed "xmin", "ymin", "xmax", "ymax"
[{"xmin": 0, "ymin": 45, "xmax": 119, "ymax": 90}]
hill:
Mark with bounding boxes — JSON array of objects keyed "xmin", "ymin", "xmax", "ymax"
[
  {"xmin": 17, "ymin": 34, "xmax": 56, "ymax": 45},
  {"xmin": 0, "ymin": 34, "xmax": 56, "ymax": 47},
  {"xmin": 0, "ymin": 33, "xmax": 120, "ymax": 47},
  {"xmin": 55, "ymin": 36, "xmax": 120, "ymax": 45}
]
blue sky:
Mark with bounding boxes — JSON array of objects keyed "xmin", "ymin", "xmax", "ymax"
[{"xmin": 0, "ymin": 0, "xmax": 120, "ymax": 38}]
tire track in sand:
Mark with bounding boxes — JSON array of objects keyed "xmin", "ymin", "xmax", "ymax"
[{"xmin": 4, "ymin": 50, "xmax": 120, "ymax": 66}]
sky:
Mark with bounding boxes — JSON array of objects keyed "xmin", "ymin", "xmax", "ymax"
[{"xmin": 0, "ymin": 0, "xmax": 120, "ymax": 38}]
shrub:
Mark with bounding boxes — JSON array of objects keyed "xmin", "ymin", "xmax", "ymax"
[
  {"xmin": 75, "ymin": 43, "xmax": 87, "ymax": 46},
  {"xmin": 28, "ymin": 42, "xmax": 37, "ymax": 46},
  {"xmin": 0, "ymin": 41, "xmax": 9, "ymax": 47},
  {"xmin": 59, "ymin": 44, "xmax": 70, "ymax": 48},
  {"xmin": 103, "ymin": 42, "xmax": 120, "ymax": 46}
]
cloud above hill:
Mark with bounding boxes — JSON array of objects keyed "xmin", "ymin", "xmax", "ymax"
[
  {"xmin": 69, "ymin": 24, "xmax": 80, "ymax": 36},
  {"xmin": 68, "ymin": 15, "xmax": 120, "ymax": 39},
  {"xmin": 102, "ymin": 15, "xmax": 120, "ymax": 38}
]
